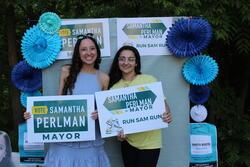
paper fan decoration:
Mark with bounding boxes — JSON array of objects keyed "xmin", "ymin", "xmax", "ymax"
[
  {"xmin": 189, "ymin": 85, "xmax": 211, "ymax": 104},
  {"xmin": 190, "ymin": 105, "xmax": 208, "ymax": 122},
  {"xmin": 182, "ymin": 55, "xmax": 219, "ymax": 85},
  {"xmin": 21, "ymin": 25, "xmax": 62, "ymax": 69},
  {"xmin": 11, "ymin": 60, "xmax": 42, "ymax": 92},
  {"xmin": 20, "ymin": 90, "xmax": 42, "ymax": 108},
  {"xmin": 38, "ymin": 12, "xmax": 61, "ymax": 34},
  {"xmin": 166, "ymin": 18, "xmax": 212, "ymax": 57}
]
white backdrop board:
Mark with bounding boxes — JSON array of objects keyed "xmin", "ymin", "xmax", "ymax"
[{"xmin": 42, "ymin": 17, "xmax": 189, "ymax": 167}]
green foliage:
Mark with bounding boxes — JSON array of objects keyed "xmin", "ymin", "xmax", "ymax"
[
  {"xmin": 208, "ymin": 82, "xmax": 250, "ymax": 167},
  {"xmin": 0, "ymin": 4, "xmax": 17, "ymax": 150},
  {"xmin": 0, "ymin": 2, "xmax": 10, "ymax": 130},
  {"xmin": 0, "ymin": 74, "xmax": 11, "ymax": 130},
  {"xmin": 156, "ymin": 0, "xmax": 250, "ymax": 55},
  {"xmin": 205, "ymin": 0, "xmax": 250, "ymax": 55}
]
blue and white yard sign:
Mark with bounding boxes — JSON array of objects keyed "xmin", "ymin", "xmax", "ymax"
[
  {"xmin": 18, "ymin": 123, "xmax": 45, "ymax": 165},
  {"xmin": 189, "ymin": 123, "xmax": 218, "ymax": 167},
  {"xmin": 95, "ymin": 82, "xmax": 167, "ymax": 138},
  {"xmin": 27, "ymin": 95, "xmax": 95, "ymax": 143}
]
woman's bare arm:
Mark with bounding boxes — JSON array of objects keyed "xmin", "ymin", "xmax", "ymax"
[
  {"xmin": 58, "ymin": 65, "xmax": 70, "ymax": 95},
  {"xmin": 99, "ymin": 71, "xmax": 110, "ymax": 90}
]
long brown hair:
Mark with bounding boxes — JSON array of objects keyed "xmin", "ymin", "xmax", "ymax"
[
  {"xmin": 62, "ymin": 36, "xmax": 101, "ymax": 95},
  {"xmin": 108, "ymin": 45, "xmax": 141, "ymax": 89}
]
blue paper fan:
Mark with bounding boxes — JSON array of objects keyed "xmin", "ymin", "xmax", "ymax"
[
  {"xmin": 189, "ymin": 85, "xmax": 211, "ymax": 104},
  {"xmin": 11, "ymin": 60, "xmax": 42, "ymax": 92},
  {"xmin": 21, "ymin": 25, "xmax": 62, "ymax": 69},
  {"xmin": 182, "ymin": 55, "xmax": 219, "ymax": 85},
  {"xmin": 38, "ymin": 12, "xmax": 61, "ymax": 34},
  {"xmin": 20, "ymin": 90, "xmax": 42, "ymax": 108},
  {"xmin": 166, "ymin": 18, "xmax": 212, "ymax": 57}
]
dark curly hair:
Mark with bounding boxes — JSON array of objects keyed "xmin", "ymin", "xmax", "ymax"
[
  {"xmin": 108, "ymin": 45, "xmax": 141, "ymax": 89},
  {"xmin": 62, "ymin": 36, "xmax": 101, "ymax": 95}
]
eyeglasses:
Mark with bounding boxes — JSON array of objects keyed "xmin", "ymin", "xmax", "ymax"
[
  {"xmin": 77, "ymin": 33, "xmax": 94, "ymax": 40},
  {"xmin": 118, "ymin": 57, "xmax": 136, "ymax": 63}
]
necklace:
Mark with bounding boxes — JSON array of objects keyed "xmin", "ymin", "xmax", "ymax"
[
  {"xmin": 123, "ymin": 80, "xmax": 132, "ymax": 87},
  {"xmin": 122, "ymin": 75, "xmax": 137, "ymax": 87}
]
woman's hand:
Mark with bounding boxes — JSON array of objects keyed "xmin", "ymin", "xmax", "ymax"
[
  {"xmin": 162, "ymin": 111, "xmax": 172, "ymax": 124},
  {"xmin": 91, "ymin": 110, "xmax": 98, "ymax": 120},
  {"xmin": 23, "ymin": 112, "xmax": 31, "ymax": 120},
  {"xmin": 117, "ymin": 130, "xmax": 126, "ymax": 141},
  {"xmin": 162, "ymin": 100, "xmax": 172, "ymax": 124}
]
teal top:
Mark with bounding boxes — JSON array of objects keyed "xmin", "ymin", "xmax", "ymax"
[{"xmin": 56, "ymin": 72, "xmax": 104, "ymax": 148}]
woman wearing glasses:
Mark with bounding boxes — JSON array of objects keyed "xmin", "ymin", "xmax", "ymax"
[
  {"xmin": 108, "ymin": 45, "xmax": 172, "ymax": 167},
  {"xmin": 24, "ymin": 34, "xmax": 110, "ymax": 167}
]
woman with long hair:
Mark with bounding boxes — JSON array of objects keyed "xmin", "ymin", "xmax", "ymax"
[
  {"xmin": 25, "ymin": 34, "xmax": 110, "ymax": 167},
  {"xmin": 109, "ymin": 45, "xmax": 172, "ymax": 167}
]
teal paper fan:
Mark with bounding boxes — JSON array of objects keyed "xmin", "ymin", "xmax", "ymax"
[
  {"xmin": 21, "ymin": 25, "xmax": 62, "ymax": 69},
  {"xmin": 20, "ymin": 90, "xmax": 42, "ymax": 108},
  {"xmin": 38, "ymin": 12, "xmax": 61, "ymax": 34},
  {"xmin": 182, "ymin": 55, "xmax": 219, "ymax": 85}
]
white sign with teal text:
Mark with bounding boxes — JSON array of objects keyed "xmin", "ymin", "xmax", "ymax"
[
  {"xmin": 117, "ymin": 17, "xmax": 173, "ymax": 56},
  {"xmin": 58, "ymin": 18, "xmax": 110, "ymax": 59},
  {"xmin": 95, "ymin": 82, "xmax": 168, "ymax": 138},
  {"xmin": 27, "ymin": 95, "xmax": 95, "ymax": 143}
]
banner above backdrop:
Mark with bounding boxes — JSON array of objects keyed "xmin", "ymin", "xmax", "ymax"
[
  {"xmin": 95, "ymin": 82, "xmax": 168, "ymax": 138},
  {"xmin": 117, "ymin": 17, "xmax": 172, "ymax": 56},
  {"xmin": 26, "ymin": 95, "xmax": 95, "ymax": 143},
  {"xmin": 57, "ymin": 19, "xmax": 111, "ymax": 59}
]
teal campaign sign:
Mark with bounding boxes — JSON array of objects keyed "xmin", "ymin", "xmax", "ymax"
[
  {"xmin": 103, "ymin": 90, "xmax": 156, "ymax": 111},
  {"xmin": 59, "ymin": 23, "xmax": 104, "ymax": 51},
  {"xmin": 33, "ymin": 100, "xmax": 88, "ymax": 133},
  {"xmin": 117, "ymin": 17, "xmax": 173, "ymax": 56},
  {"xmin": 95, "ymin": 82, "xmax": 168, "ymax": 138},
  {"xmin": 123, "ymin": 23, "xmax": 167, "ymax": 36},
  {"xmin": 27, "ymin": 95, "xmax": 95, "ymax": 143},
  {"xmin": 57, "ymin": 19, "xmax": 111, "ymax": 59}
]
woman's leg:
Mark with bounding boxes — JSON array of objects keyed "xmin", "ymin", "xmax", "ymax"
[
  {"xmin": 121, "ymin": 140, "xmax": 160, "ymax": 167},
  {"xmin": 136, "ymin": 148, "xmax": 160, "ymax": 167},
  {"xmin": 121, "ymin": 140, "xmax": 137, "ymax": 167}
]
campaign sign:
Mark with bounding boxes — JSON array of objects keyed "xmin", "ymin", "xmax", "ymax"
[
  {"xmin": 18, "ymin": 123, "xmax": 45, "ymax": 165},
  {"xmin": 117, "ymin": 17, "xmax": 173, "ymax": 56},
  {"xmin": 189, "ymin": 123, "xmax": 218, "ymax": 167},
  {"xmin": 95, "ymin": 82, "xmax": 167, "ymax": 138},
  {"xmin": 27, "ymin": 95, "xmax": 95, "ymax": 143},
  {"xmin": 58, "ymin": 18, "xmax": 110, "ymax": 59}
]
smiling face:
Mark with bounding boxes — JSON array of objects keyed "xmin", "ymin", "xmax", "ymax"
[
  {"xmin": 79, "ymin": 38, "xmax": 98, "ymax": 66},
  {"xmin": 118, "ymin": 50, "xmax": 137, "ymax": 75}
]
